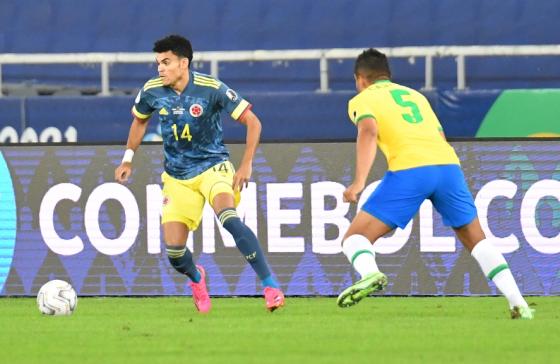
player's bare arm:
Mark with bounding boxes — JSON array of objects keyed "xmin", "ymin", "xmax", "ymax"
[
  {"xmin": 233, "ymin": 109, "xmax": 262, "ymax": 191},
  {"xmin": 344, "ymin": 117, "xmax": 378, "ymax": 203},
  {"xmin": 115, "ymin": 116, "xmax": 150, "ymax": 183}
]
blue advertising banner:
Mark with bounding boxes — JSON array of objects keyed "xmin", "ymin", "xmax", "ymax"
[
  {"xmin": 8, "ymin": 89, "xmax": 559, "ymax": 142},
  {"xmin": 0, "ymin": 141, "xmax": 559, "ymax": 296},
  {"xmin": 0, "ymin": 91, "xmax": 497, "ymax": 144},
  {"xmin": 0, "ymin": 99, "xmax": 23, "ymax": 143}
]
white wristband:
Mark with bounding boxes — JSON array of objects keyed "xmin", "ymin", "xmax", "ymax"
[{"xmin": 122, "ymin": 149, "xmax": 134, "ymax": 164}]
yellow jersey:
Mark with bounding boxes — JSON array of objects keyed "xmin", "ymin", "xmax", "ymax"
[{"xmin": 348, "ymin": 80, "xmax": 460, "ymax": 171}]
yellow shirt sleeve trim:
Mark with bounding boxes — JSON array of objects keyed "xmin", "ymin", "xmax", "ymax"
[
  {"xmin": 231, "ymin": 99, "xmax": 250, "ymax": 120},
  {"xmin": 132, "ymin": 105, "xmax": 151, "ymax": 119},
  {"xmin": 355, "ymin": 114, "xmax": 375, "ymax": 124}
]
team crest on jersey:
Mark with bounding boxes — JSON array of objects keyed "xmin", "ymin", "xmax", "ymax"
[
  {"xmin": 189, "ymin": 104, "xmax": 204, "ymax": 117},
  {"xmin": 163, "ymin": 196, "xmax": 170, "ymax": 206},
  {"xmin": 226, "ymin": 89, "xmax": 238, "ymax": 102}
]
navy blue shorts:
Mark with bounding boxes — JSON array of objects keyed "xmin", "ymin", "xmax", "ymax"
[{"xmin": 361, "ymin": 164, "xmax": 477, "ymax": 229}]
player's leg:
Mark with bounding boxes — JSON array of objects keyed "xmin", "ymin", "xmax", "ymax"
[
  {"xmin": 432, "ymin": 165, "xmax": 533, "ymax": 319},
  {"xmin": 211, "ymin": 192, "xmax": 279, "ymax": 286},
  {"xmin": 337, "ymin": 212, "xmax": 393, "ymax": 307},
  {"xmin": 203, "ymin": 161, "xmax": 284, "ymax": 311},
  {"xmin": 454, "ymin": 218, "xmax": 532, "ymax": 319},
  {"xmin": 161, "ymin": 172, "xmax": 211, "ymax": 313},
  {"xmin": 163, "ymin": 222, "xmax": 199, "ymax": 282},
  {"xmin": 342, "ymin": 211, "xmax": 394, "ymax": 278},
  {"xmin": 338, "ymin": 168, "xmax": 432, "ymax": 307}
]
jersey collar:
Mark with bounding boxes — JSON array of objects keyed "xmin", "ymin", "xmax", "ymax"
[
  {"xmin": 171, "ymin": 70, "xmax": 194, "ymax": 95},
  {"xmin": 181, "ymin": 70, "xmax": 194, "ymax": 95}
]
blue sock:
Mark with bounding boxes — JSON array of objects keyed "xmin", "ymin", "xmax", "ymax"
[
  {"xmin": 218, "ymin": 208, "xmax": 279, "ymax": 288},
  {"xmin": 261, "ymin": 276, "xmax": 278, "ymax": 288},
  {"xmin": 166, "ymin": 245, "xmax": 201, "ymax": 283}
]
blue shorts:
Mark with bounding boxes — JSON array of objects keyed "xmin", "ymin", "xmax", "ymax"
[{"xmin": 361, "ymin": 164, "xmax": 477, "ymax": 229}]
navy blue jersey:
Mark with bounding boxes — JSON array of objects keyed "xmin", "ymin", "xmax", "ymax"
[{"xmin": 132, "ymin": 71, "xmax": 251, "ymax": 179}]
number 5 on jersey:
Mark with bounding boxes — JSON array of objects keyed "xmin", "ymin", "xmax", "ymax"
[
  {"xmin": 171, "ymin": 123, "xmax": 193, "ymax": 141},
  {"xmin": 390, "ymin": 89, "xmax": 423, "ymax": 124}
]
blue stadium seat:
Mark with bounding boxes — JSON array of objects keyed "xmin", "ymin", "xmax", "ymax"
[{"xmin": 1, "ymin": 0, "xmax": 559, "ymax": 91}]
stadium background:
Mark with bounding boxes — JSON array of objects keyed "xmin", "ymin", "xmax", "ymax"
[
  {"xmin": 0, "ymin": 0, "xmax": 559, "ymax": 298},
  {"xmin": 1, "ymin": 0, "xmax": 560, "ymax": 143}
]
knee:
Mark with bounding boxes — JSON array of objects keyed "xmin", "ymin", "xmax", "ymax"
[
  {"xmin": 162, "ymin": 222, "xmax": 189, "ymax": 246},
  {"xmin": 343, "ymin": 226, "xmax": 364, "ymax": 242}
]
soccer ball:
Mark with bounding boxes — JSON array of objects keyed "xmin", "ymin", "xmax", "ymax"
[{"xmin": 36, "ymin": 280, "xmax": 78, "ymax": 316}]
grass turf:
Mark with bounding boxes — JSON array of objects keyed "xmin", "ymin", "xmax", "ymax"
[{"xmin": 1, "ymin": 296, "xmax": 558, "ymax": 364}]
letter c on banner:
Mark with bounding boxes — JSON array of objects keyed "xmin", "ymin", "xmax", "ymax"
[
  {"xmin": 475, "ymin": 179, "xmax": 519, "ymax": 253},
  {"xmin": 521, "ymin": 179, "xmax": 560, "ymax": 254},
  {"xmin": 39, "ymin": 183, "xmax": 84, "ymax": 256},
  {"xmin": 85, "ymin": 183, "xmax": 139, "ymax": 255}
]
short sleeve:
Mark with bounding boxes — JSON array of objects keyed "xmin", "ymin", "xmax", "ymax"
[
  {"xmin": 215, "ymin": 82, "xmax": 251, "ymax": 120},
  {"xmin": 348, "ymin": 95, "xmax": 375, "ymax": 125},
  {"xmin": 131, "ymin": 88, "xmax": 156, "ymax": 119}
]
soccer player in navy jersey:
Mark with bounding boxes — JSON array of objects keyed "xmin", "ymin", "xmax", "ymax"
[{"xmin": 115, "ymin": 35, "xmax": 284, "ymax": 313}]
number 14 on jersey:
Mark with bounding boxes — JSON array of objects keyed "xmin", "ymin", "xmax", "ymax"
[{"xmin": 171, "ymin": 123, "xmax": 193, "ymax": 141}]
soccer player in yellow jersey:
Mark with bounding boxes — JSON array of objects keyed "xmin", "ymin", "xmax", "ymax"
[{"xmin": 336, "ymin": 49, "xmax": 533, "ymax": 319}]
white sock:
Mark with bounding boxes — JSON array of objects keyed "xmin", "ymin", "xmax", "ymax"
[
  {"xmin": 471, "ymin": 239, "xmax": 528, "ymax": 309},
  {"xmin": 342, "ymin": 234, "xmax": 379, "ymax": 278}
]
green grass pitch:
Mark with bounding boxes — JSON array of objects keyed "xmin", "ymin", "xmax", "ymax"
[{"xmin": 1, "ymin": 296, "xmax": 558, "ymax": 364}]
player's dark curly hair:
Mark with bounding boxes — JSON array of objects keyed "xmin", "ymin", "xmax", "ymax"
[
  {"xmin": 354, "ymin": 48, "xmax": 391, "ymax": 81},
  {"xmin": 153, "ymin": 34, "xmax": 193, "ymax": 66}
]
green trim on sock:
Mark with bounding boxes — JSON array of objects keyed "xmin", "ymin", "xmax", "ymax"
[
  {"xmin": 218, "ymin": 208, "xmax": 238, "ymax": 225},
  {"xmin": 351, "ymin": 249, "xmax": 374, "ymax": 266},
  {"xmin": 166, "ymin": 247, "xmax": 186, "ymax": 258},
  {"xmin": 488, "ymin": 263, "xmax": 509, "ymax": 280}
]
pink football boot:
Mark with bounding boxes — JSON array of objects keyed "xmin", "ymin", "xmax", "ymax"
[
  {"xmin": 189, "ymin": 265, "xmax": 211, "ymax": 313},
  {"xmin": 264, "ymin": 287, "xmax": 285, "ymax": 312}
]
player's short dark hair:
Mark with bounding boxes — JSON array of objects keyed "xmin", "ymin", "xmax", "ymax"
[
  {"xmin": 354, "ymin": 48, "xmax": 391, "ymax": 81},
  {"xmin": 153, "ymin": 34, "xmax": 193, "ymax": 66}
]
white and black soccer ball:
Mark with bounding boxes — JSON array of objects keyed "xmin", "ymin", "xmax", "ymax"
[{"xmin": 37, "ymin": 280, "xmax": 78, "ymax": 316}]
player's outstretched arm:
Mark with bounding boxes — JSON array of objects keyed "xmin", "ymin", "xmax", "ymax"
[
  {"xmin": 115, "ymin": 116, "xmax": 150, "ymax": 184},
  {"xmin": 344, "ymin": 117, "xmax": 378, "ymax": 203},
  {"xmin": 234, "ymin": 109, "xmax": 262, "ymax": 191}
]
